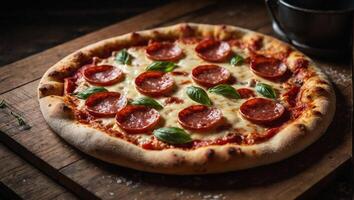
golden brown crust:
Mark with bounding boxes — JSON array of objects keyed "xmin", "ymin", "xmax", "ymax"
[{"xmin": 38, "ymin": 23, "xmax": 335, "ymax": 174}]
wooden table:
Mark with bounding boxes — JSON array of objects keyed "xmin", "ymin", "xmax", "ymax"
[{"xmin": 0, "ymin": 1, "xmax": 352, "ymax": 199}]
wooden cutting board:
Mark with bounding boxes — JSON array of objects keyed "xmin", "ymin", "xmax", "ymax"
[{"xmin": 0, "ymin": 1, "xmax": 352, "ymax": 199}]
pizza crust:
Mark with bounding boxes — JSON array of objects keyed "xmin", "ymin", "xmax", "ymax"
[{"xmin": 38, "ymin": 23, "xmax": 335, "ymax": 174}]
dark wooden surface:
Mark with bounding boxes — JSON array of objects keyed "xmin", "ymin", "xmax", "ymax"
[
  {"xmin": 0, "ymin": 143, "xmax": 77, "ymax": 200},
  {"xmin": 0, "ymin": 1, "xmax": 352, "ymax": 199}
]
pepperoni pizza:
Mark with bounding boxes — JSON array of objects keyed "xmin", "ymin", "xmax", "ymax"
[{"xmin": 38, "ymin": 23, "xmax": 335, "ymax": 174}]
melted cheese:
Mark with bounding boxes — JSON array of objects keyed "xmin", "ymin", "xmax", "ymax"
[{"xmin": 74, "ymin": 40, "xmax": 288, "ymax": 141}]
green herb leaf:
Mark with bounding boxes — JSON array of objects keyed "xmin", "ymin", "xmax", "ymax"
[
  {"xmin": 146, "ymin": 61, "xmax": 176, "ymax": 72},
  {"xmin": 10, "ymin": 111, "xmax": 26, "ymax": 126},
  {"xmin": 208, "ymin": 84, "xmax": 240, "ymax": 99},
  {"xmin": 255, "ymin": 83, "xmax": 276, "ymax": 99},
  {"xmin": 0, "ymin": 99, "xmax": 6, "ymax": 109},
  {"xmin": 115, "ymin": 49, "xmax": 132, "ymax": 65},
  {"xmin": 186, "ymin": 86, "xmax": 212, "ymax": 106},
  {"xmin": 131, "ymin": 97, "xmax": 163, "ymax": 109},
  {"xmin": 0, "ymin": 100, "xmax": 30, "ymax": 129},
  {"xmin": 10, "ymin": 111, "xmax": 31, "ymax": 130},
  {"xmin": 230, "ymin": 54, "xmax": 244, "ymax": 66},
  {"xmin": 76, "ymin": 87, "xmax": 108, "ymax": 99},
  {"xmin": 153, "ymin": 127, "xmax": 192, "ymax": 144}
]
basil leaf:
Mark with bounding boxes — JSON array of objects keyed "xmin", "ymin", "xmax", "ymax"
[
  {"xmin": 76, "ymin": 87, "xmax": 108, "ymax": 99},
  {"xmin": 230, "ymin": 54, "xmax": 244, "ymax": 66},
  {"xmin": 256, "ymin": 83, "xmax": 276, "ymax": 99},
  {"xmin": 186, "ymin": 86, "xmax": 212, "ymax": 106},
  {"xmin": 115, "ymin": 49, "xmax": 132, "ymax": 65},
  {"xmin": 208, "ymin": 84, "xmax": 240, "ymax": 99},
  {"xmin": 153, "ymin": 127, "xmax": 192, "ymax": 144},
  {"xmin": 146, "ymin": 61, "xmax": 176, "ymax": 72},
  {"xmin": 131, "ymin": 97, "xmax": 163, "ymax": 109}
]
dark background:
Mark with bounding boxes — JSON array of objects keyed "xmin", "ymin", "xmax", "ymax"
[{"xmin": 0, "ymin": 1, "xmax": 352, "ymax": 199}]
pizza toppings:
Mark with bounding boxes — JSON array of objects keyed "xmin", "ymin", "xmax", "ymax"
[
  {"xmin": 250, "ymin": 55, "xmax": 287, "ymax": 79},
  {"xmin": 208, "ymin": 84, "xmax": 240, "ymax": 99},
  {"xmin": 83, "ymin": 65, "xmax": 124, "ymax": 86},
  {"xmin": 60, "ymin": 31, "xmax": 318, "ymax": 150},
  {"xmin": 146, "ymin": 41, "xmax": 183, "ymax": 61},
  {"xmin": 64, "ymin": 77, "xmax": 77, "ymax": 94},
  {"xmin": 230, "ymin": 54, "xmax": 244, "ymax": 66},
  {"xmin": 130, "ymin": 96, "xmax": 163, "ymax": 109},
  {"xmin": 192, "ymin": 65, "xmax": 231, "ymax": 88},
  {"xmin": 282, "ymin": 86, "xmax": 300, "ymax": 107},
  {"xmin": 115, "ymin": 49, "xmax": 132, "ymax": 65},
  {"xmin": 135, "ymin": 71, "xmax": 174, "ymax": 97},
  {"xmin": 186, "ymin": 86, "xmax": 212, "ymax": 106},
  {"xmin": 76, "ymin": 87, "xmax": 108, "ymax": 99},
  {"xmin": 195, "ymin": 39, "xmax": 231, "ymax": 62},
  {"xmin": 153, "ymin": 127, "xmax": 192, "ymax": 144},
  {"xmin": 237, "ymin": 88, "xmax": 255, "ymax": 99},
  {"xmin": 239, "ymin": 98, "xmax": 285, "ymax": 124},
  {"xmin": 255, "ymin": 83, "xmax": 276, "ymax": 99},
  {"xmin": 178, "ymin": 105, "xmax": 224, "ymax": 132},
  {"xmin": 85, "ymin": 91, "xmax": 127, "ymax": 117},
  {"xmin": 164, "ymin": 97, "xmax": 184, "ymax": 105},
  {"xmin": 115, "ymin": 105, "xmax": 160, "ymax": 134},
  {"xmin": 146, "ymin": 61, "xmax": 177, "ymax": 72}
]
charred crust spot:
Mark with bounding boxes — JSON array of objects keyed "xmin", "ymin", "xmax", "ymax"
[
  {"xmin": 227, "ymin": 147, "xmax": 237, "ymax": 156},
  {"xmin": 313, "ymin": 110, "xmax": 323, "ymax": 116},
  {"xmin": 180, "ymin": 24, "xmax": 194, "ymax": 37},
  {"xmin": 130, "ymin": 32, "xmax": 147, "ymax": 46},
  {"xmin": 251, "ymin": 150, "xmax": 257, "ymax": 156},
  {"xmin": 306, "ymin": 94, "xmax": 312, "ymax": 100},
  {"xmin": 205, "ymin": 149, "xmax": 215, "ymax": 159},
  {"xmin": 314, "ymin": 87, "xmax": 329, "ymax": 96},
  {"xmin": 39, "ymin": 84, "xmax": 54, "ymax": 93},
  {"xmin": 316, "ymin": 79, "xmax": 328, "ymax": 85},
  {"xmin": 296, "ymin": 124, "xmax": 307, "ymax": 133},
  {"xmin": 62, "ymin": 104, "xmax": 72, "ymax": 112},
  {"xmin": 131, "ymin": 32, "xmax": 140, "ymax": 40},
  {"xmin": 48, "ymin": 70, "xmax": 61, "ymax": 78}
]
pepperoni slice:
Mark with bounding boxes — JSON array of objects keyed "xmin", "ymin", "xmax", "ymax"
[
  {"xmin": 77, "ymin": 64, "xmax": 93, "ymax": 77},
  {"xmin": 115, "ymin": 105, "xmax": 160, "ymax": 134},
  {"xmin": 178, "ymin": 105, "xmax": 224, "ymax": 132},
  {"xmin": 64, "ymin": 77, "xmax": 77, "ymax": 94},
  {"xmin": 85, "ymin": 92, "xmax": 127, "ymax": 118},
  {"xmin": 192, "ymin": 64, "xmax": 231, "ymax": 88},
  {"xmin": 250, "ymin": 55, "xmax": 287, "ymax": 79},
  {"xmin": 146, "ymin": 41, "xmax": 183, "ymax": 61},
  {"xmin": 135, "ymin": 71, "xmax": 174, "ymax": 97},
  {"xmin": 83, "ymin": 65, "xmax": 124, "ymax": 86},
  {"xmin": 237, "ymin": 88, "xmax": 255, "ymax": 99},
  {"xmin": 239, "ymin": 98, "xmax": 285, "ymax": 124},
  {"xmin": 195, "ymin": 39, "xmax": 231, "ymax": 62}
]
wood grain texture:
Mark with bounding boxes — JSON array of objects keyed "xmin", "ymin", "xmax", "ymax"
[
  {"xmin": 0, "ymin": 0, "xmax": 352, "ymax": 199},
  {"xmin": 0, "ymin": 144, "xmax": 77, "ymax": 200}
]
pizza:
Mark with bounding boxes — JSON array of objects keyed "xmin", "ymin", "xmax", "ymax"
[{"xmin": 38, "ymin": 23, "xmax": 335, "ymax": 174}]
